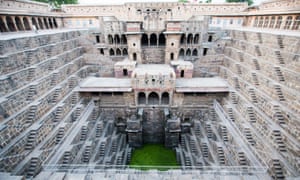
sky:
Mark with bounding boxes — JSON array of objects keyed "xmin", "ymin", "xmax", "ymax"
[{"xmin": 78, "ymin": 0, "xmax": 265, "ymax": 5}]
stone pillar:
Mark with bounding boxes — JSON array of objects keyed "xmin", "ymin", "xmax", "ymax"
[
  {"xmin": 165, "ymin": 117, "xmax": 181, "ymax": 148},
  {"xmin": 164, "ymin": 33, "xmax": 181, "ymax": 63},
  {"xmin": 1, "ymin": 16, "xmax": 10, "ymax": 32},
  {"xmin": 126, "ymin": 116, "xmax": 142, "ymax": 147},
  {"xmin": 34, "ymin": 17, "xmax": 40, "ymax": 29},
  {"xmin": 27, "ymin": 17, "xmax": 34, "ymax": 30},
  {"xmin": 127, "ymin": 34, "xmax": 142, "ymax": 63},
  {"xmin": 11, "ymin": 16, "xmax": 18, "ymax": 31},
  {"xmin": 279, "ymin": 16, "xmax": 286, "ymax": 29}
]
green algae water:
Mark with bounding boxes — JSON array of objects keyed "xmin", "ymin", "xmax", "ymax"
[{"xmin": 129, "ymin": 144, "xmax": 179, "ymax": 171}]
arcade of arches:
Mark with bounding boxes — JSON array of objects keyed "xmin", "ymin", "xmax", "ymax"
[
  {"xmin": 0, "ymin": 15, "xmax": 59, "ymax": 32},
  {"xmin": 137, "ymin": 92, "xmax": 170, "ymax": 105},
  {"xmin": 141, "ymin": 33, "xmax": 166, "ymax": 46}
]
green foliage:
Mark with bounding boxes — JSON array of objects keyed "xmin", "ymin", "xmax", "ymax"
[
  {"xmin": 32, "ymin": 0, "xmax": 78, "ymax": 7},
  {"xmin": 226, "ymin": 0, "xmax": 253, "ymax": 6},
  {"xmin": 130, "ymin": 144, "xmax": 179, "ymax": 171}
]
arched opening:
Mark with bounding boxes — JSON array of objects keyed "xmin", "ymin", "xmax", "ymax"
[
  {"xmin": 48, "ymin": 18, "xmax": 53, "ymax": 28},
  {"xmin": 269, "ymin": 16, "xmax": 275, "ymax": 28},
  {"xmin": 203, "ymin": 48, "xmax": 208, "ymax": 56},
  {"xmin": 6, "ymin": 16, "xmax": 16, "ymax": 31},
  {"xmin": 100, "ymin": 48, "xmax": 104, "ymax": 55},
  {"xmin": 161, "ymin": 92, "xmax": 169, "ymax": 105},
  {"xmin": 138, "ymin": 92, "xmax": 146, "ymax": 104},
  {"xmin": 108, "ymin": 35, "xmax": 113, "ymax": 44},
  {"xmin": 192, "ymin": 49, "xmax": 198, "ymax": 56},
  {"xmin": 43, "ymin": 18, "xmax": 49, "ymax": 29},
  {"xmin": 109, "ymin": 48, "xmax": 115, "ymax": 56},
  {"xmin": 187, "ymin": 34, "xmax": 193, "ymax": 44},
  {"xmin": 170, "ymin": 53, "xmax": 174, "ymax": 60},
  {"xmin": 23, "ymin": 17, "xmax": 31, "ymax": 30},
  {"xmin": 263, "ymin": 16, "xmax": 269, "ymax": 27},
  {"xmin": 258, "ymin": 16, "xmax": 264, "ymax": 27},
  {"xmin": 38, "ymin": 18, "xmax": 43, "ymax": 29},
  {"xmin": 284, "ymin": 16, "xmax": 293, "ymax": 29},
  {"xmin": 116, "ymin": 48, "xmax": 121, "ymax": 56},
  {"xmin": 180, "ymin": 34, "xmax": 186, "ymax": 44},
  {"xmin": 292, "ymin": 16, "xmax": 300, "ymax": 30},
  {"xmin": 96, "ymin": 35, "xmax": 100, "ymax": 43},
  {"xmin": 53, "ymin": 18, "xmax": 58, "ymax": 28},
  {"xmin": 0, "ymin": 18, "xmax": 8, "ymax": 32},
  {"xmin": 148, "ymin": 92, "xmax": 159, "ymax": 105},
  {"xmin": 180, "ymin": 70, "xmax": 184, "ymax": 78},
  {"xmin": 254, "ymin": 17, "xmax": 258, "ymax": 27},
  {"xmin": 121, "ymin": 34, "xmax": 127, "ymax": 44},
  {"xmin": 208, "ymin": 35, "xmax": 213, "ymax": 42},
  {"xmin": 123, "ymin": 48, "xmax": 128, "ymax": 56},
  {"xmin": 179, "ymin": 48, "xmax": 185, "ymax": 58},
  {"xmin": 186, "ymin": 49, "xmax": 191, "ymax": 56},
  {"xmin": 275, "ymin": 16, "xmax": 282, "ymax": 29},
  {"xmin": 141, "ymin": 34, "xmax": 148, "ymax": 46},
  {"xmin": 114, "ymin": 34, "xmax": 120, "ymax": 44},
  {"xmin": 133, "ymin": 53, "xmax": 137, "ymax": 61},
  {"xmin": 150, "ymin": 33, "xmax": 157, "ymax": 46},
  {"xmin": 15, "ymin": 17, "xmax": 24, "ymax": 31},
  {"xmin": 158, "ymin": 33, "xmax": 166, "ymax": 46},
  {"xmin": 194, "ymin": 34, "xmax": 199, "ymax": 44},
  {"xmin": 123, "ymin": 69, "xmax": 128, "ymax": 76},
  {"xmin": 32, "ymin": 17, "xmax": 38, "ymax": 30}
]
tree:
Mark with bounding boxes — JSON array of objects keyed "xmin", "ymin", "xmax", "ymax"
[
  {"xmin": 32, "ymin": 0, "xmax": 78, "ymax": 7},
  {"xmin": 178, "ymin": 0, "xmax": 188, "ymax": 3},
  {"xmin": 226, "ymin": 0, "xmax": 253, "ymax": 6}
]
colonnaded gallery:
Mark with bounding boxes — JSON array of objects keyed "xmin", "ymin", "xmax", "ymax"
[{"xmin": 0, "ymin": 0, "xmax": 299, "ymax": 179}]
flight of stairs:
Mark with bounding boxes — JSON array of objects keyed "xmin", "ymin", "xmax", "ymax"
[
  {"xmin": 27, "ymin": 105, "xmax": 37, "ymax": 124},
  {"xmin": 25, "ymin": 130, "xmax": 37, "ymax": 150},
  {"xmin": 82, "ymin": 145, "xmax": 91, "ymax": 163},
  {"xmin": 221, "ymin": 126, "xmax": 228, "ymax": 142},
  {"xmin": 244, "ymin": 128, "xmax": 255, "ymax": 146},
  {"xmin": 249, "ymin": 88, "xmax": 258, "ymax": 103},
  {"xmin": 230, "ymin": 92, "xmax": 238, "ymax": 104},
  {"xmin": 27, "ymin": 68, "xmax": 36, "ymax": 81},
  {"xmin": 233, "ymin": 77, "xmax": 240, "ymax": 89},
  {"xmin": 273, "ymin": 105, "xmax": 285, "ymax": 125},
  {"xmin": 26, "ymin": 157, "xmax": 39, "ymax": 178},
  {"xmin": 53, "ymin": 106, "xmax": 63, "ymax": 122},
  {"xmin": 274, "ymin": 67, "xmax": 285, "ymax": 82},
  {"xmin": 201, "ymin": 143, "xmax": 209, "ymax": 158},
  {"xmin": 56, "ymin": 127, "xmax": 65, "ymax": 144},
  {"xmin": 270, "ymin": 159, "xmax": 285, "ymax": 180},
  {"xmin": 227, "ymin": 108, "xmax": 235, "ymax": 122},
  {"xmin": 274, "ymin": 84, "xmax": 285, "ymax": 101},
  {"xmin": 247, "ymin": 107, "xmax": 257, "ymax": 123},
  {"xmin": 252, "ymin": 58, "xmax": 260, "ymax": 70},
  {"xmin": 277, "ymin": 36, "xmax": 284, "ymax": 49},
  {"xmin": 275, "ymin": 51, "xmax": 285, "ymax": 64},
  {"xmin": 217, "ymin": 147, "xmax": 225, "ymax": 165},
  {"xmin": 238, "ymin": 152, "xmax": 248, "ymax": 166},
  {"xmin": 251, "ymin": 72, "xmax": 260, "ymax": 86},
  {"xmin": 80, "ymin": 126, "xmax": 88, "ymax": 141},
  {"xmin": 272, "ymin": 130, "xmax": 286, "ymax": 152},
  {"xmin": 255, "ymin": 45, "xmax": 262, "ymax": 56},
  {"xmin": 27, "ymin": 84, "xmax": 36, "ymax": 101}
]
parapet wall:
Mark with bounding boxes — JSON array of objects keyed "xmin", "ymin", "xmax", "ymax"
[{"xmin": 0, "ymin": 0, "xmax": 50, "ymax": 14}]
